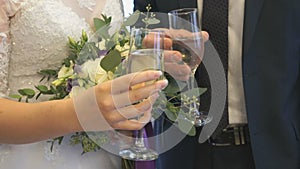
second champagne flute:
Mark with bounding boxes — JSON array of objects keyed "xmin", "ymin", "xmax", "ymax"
[{"xmin": 168, "ymin": 8, "xmax": 212, "ymax": 127}]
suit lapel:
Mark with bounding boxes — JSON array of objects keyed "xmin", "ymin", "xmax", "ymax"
[
  {"xmin": 243, "ymin": 0, "xmax": 265, "ymax": 55},
  {"xmin": 196, "ymin": 0, "xmax": 265, "ymax": 55}
]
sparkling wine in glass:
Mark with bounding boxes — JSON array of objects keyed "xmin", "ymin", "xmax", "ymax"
[
  {"xmin": 119, "ymin": 28, "xmax": 165, "ymax": 161},
  {"xmin": 168, "ymin": 8, "xmax": 212, "ymax": 127}
]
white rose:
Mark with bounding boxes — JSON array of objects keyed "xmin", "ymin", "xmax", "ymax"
[{"xmin": 81, "ymin": 58, "xmax": 109, "ymax": 84}]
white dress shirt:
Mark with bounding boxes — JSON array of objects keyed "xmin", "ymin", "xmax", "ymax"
[{"xmin": 198, "ymin": 0, "xmax": 247, "ymax": 124}]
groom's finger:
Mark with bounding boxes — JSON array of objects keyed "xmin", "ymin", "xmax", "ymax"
[
  {"xmin": 142, "ymin": 34, "xmax": 173, "ymax": 50},
  {"xmin": 164, "ymin": 50, "xmax": 183, "ymax": 62}
]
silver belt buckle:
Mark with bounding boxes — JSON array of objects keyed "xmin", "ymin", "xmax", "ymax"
[
  {"xmin": 232, "ymin": 126, "xmax": 246, "ymax": 145},
  {"xmin": 224, "ymin": 124, "xmax": 247, "ymax": 145}
]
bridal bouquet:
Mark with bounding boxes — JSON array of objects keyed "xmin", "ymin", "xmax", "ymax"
[{"xmin": 10, "ymin": 5, "xmax": 205, "ymax": 162}]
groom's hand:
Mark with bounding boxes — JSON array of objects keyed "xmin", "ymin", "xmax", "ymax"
[{"xmin": 142, "ymin": 29, "xmax": 209, "ymax": 81}]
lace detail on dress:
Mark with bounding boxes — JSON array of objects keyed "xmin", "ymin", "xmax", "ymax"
[
  {"xmin": 44, "ymin": 142, "xmax": 61, "ymax": 162},
  {"xmin": 1, "ymin": 0, "xmax": 123, "ymax": 168},
  {"xmin": 76, "ymin": 0, "xmax": 96, "ymax": 11},
  {"xmin": 0, "ymin": 145, "xmax": 11, "ymax": 164},
  {"xmin": 8, "ymin": 0, "xmax": 91, "ymax": 95},
  {"xmin": 102, "ymin": 0, "xmax": 124, "ymax": 35},
  {"xmin": 0, "ymin": 33, "xmax": 9, "ymax": 96}
]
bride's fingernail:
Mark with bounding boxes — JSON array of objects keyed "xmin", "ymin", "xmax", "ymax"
[
  {"xmin": 156, "ymin": 79, "xmax": 168, "ymax": 89},
  {"xmin": 154, "ymin": 71, "xmax": 163, "ymax": 78}
]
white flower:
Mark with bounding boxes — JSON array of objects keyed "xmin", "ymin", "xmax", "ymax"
[
  {"xmin": 97, "ymin": 40, "xmax": 107, "ymax": 50},
  {"xmin": 52, "ymin": 63, "xmax": 74, "ymax": 86},
  {"xmin": 81, "ymin": 58, "xmax": 110, "ymax": 85},
  {"xmin": 57, "ymin": 63, "xmax": 74, "ymax": 78}
]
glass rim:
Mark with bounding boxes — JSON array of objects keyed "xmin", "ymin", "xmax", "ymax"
[
  {"xmin": 168, "ymin": 8, "xmax": 198, "ymax": 15},
  {"xmin": 131, "ymin": 27, "xmax": 165, "ymax": 34}
]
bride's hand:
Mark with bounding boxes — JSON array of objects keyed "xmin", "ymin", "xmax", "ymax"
[
  {"xmin": 74, "ymin": 70, "xmax": 168, "ymax": 131},
  {"xmin": 96, "ymin": 70, "xmax": 168, "ymax": 130}
]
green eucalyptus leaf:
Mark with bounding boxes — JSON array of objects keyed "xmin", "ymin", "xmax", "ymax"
[
  {"xmin": 36, "ymin": 85, "xmax": 48, "ymax": 92},
  {"xmin": 18, "ymin": 88, "xmax": 35, "ymax": 97},
  {"xmin": 38, "ymin": 69, "xmax": 57, "ymax": 76},
  {"xmin": 166, "ymin": 102, "xmax": 179, "ymax": 113},
  {"xmin": 105, "ymin": 40, "xmax": 116, "ymax": 50},
  {"xmin": 27, "ymin": 95, "xmax": 35, "ymax": 99},
  {"xmin": 123, "ymin": 10, "xmax": 140, "ymax": 26},
  {"xmin": 188, "ymin": 125, "xmax": 196, "ymax": 136},
  {"xmin": 147, "ymin": 18, "xmax": 160, "ymax": 25},
  {"xmin": 94, "ymin": 18, "xmax": 108, "ymax": 31},
  {"xmin": 178, "ymin": 117, "xmax": 196, "ymax": 136},
  {"xmin": 77, "ymin": 42, "xmax": 100, "ymax": 65},
  {"xmin": 9, "ymin": 94, "xmax": 22, "ymax": 100},
  {"xmin": 100, "ymin": 49, "xmax": 122, "ymax": 71},
  {"xmin": 164, "ymin": 109, "xmax": 177, "ymax": 122},
  {"xmin": 97, "ymin": 26, "xmax": 111, "ymax": 40},
  {"xmin": 50, "ymin": 86, "xmax": 56, "ymax": 93}
]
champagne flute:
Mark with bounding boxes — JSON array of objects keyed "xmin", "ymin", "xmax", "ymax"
[
  {"xmin": 168, "ymin": 8, "xmax": 212, "ymax": 127},
  {"xmin": 119, "ymin": 28, "xmax": 164, "ymax": 161}
]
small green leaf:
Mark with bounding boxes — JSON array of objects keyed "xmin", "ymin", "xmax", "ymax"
[
  {"xmin": 123, "ymin": 10, "xmax": 140, "ymax": 26},
  {"xmin": 164, "ymin": 109, "xmax": 177, "ymax": 122},
  {"xmin": 178, "ymin": 117, "xmax": 196, "ymax": 136},
  {"xmin": 77, "ymin": 42, "xmax": 100, "ymax": 65},
  {"xmin": 9, "ymin": 94, "xmax": 22, "ymax": 100},
  {"xmin": 100, "ymin": 49, "xmax": 122, "ymax": 71},
  {"xmin": 94, "ymin": 18, "xmax": 108, "ymax": 31},
  {"xmin": 147, "ymin": 18, "xmax": 160, "ymax": 25},
  {"xmin": 105, "ymin": 40, "xmax": 116, "ymax": 50},
  {"xmin": 18, "ymin": 88, "xmax": 35, "ymax": 97},
  {"xmin": 101, "ymin": 14, "xmax": 112, "ymax": 24},
  {"xmin": 35, "ymin": 85, "xmax": 48, "ymax": 92},
  {"xmin": 50, "ymin": 86, "xmax": 56, "ymax": 93},
  {"xmin": 38, "ymin": 69, "xmax": 57, "ymax": 76}
]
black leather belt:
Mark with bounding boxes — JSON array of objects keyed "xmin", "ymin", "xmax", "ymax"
[{"xmin": 208, "ymin": 125, "xmax": 250, "ymax": 146}]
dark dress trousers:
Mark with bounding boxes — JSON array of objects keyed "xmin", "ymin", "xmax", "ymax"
[{"xmin": 134, "ymin": 0, "xmax": 300, "ymax": 168}]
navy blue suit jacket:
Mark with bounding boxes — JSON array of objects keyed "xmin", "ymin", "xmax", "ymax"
[{"xmin": 134, "ymin": 0, "xmax": 300, "ymax": 168}]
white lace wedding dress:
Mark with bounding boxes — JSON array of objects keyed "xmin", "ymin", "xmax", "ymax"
[{"xmin": 0, "ymin": 0, "xmax": 124, "ymax": 168}]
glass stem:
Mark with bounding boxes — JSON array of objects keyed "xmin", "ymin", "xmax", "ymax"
[
  {"xmin": 134, "ymin": 129, "xmax": 145, "ymax": 148},
  {"xmin": 187, "ymin": 72, "xmax": 201, "ymax": 118}
]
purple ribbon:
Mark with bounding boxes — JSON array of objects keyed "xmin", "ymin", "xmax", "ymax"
[{"xmin": 135, "ymin": 122, "xmax": 156, "ymax": 169}]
